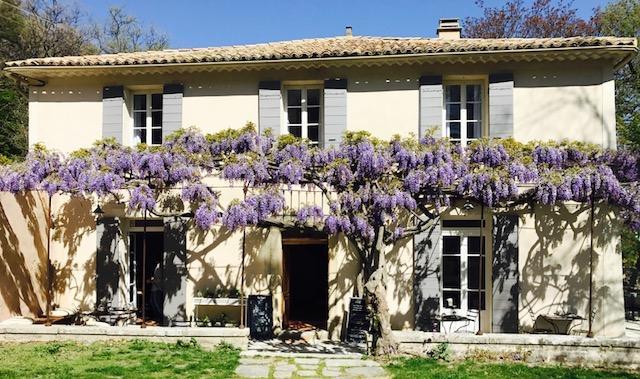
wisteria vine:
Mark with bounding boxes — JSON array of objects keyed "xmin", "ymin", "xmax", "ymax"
[{"xmin": 1, "ymin": 124, "xmax": 639, "ymax": 241}]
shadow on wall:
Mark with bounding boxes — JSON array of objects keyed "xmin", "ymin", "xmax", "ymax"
[
  {"xmin": 385, "ymin": 235, "xmax": 415, "ymax": 330},
  {"xmin": 519, "ymin": 203, "xmax": 617, "ymax": 334},
  {"xmin": 243, "ymin": 227, "xmax": 282, "ymax": 327},
  {"xmin": 188, "ymin": 227, "xmax": 237, "ymax": 298},
  {"xmin": 328, "ymin": 235, "xmax": 361, "ymax": 339},
  {"xmin": 0, "ymin": 192, "xmax": 48, "ymax": 319},
  {"xmin": 51, "ymin": 197, "xmax": 96, "ymax": 311}
]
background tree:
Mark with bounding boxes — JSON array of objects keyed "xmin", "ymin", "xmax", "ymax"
[
  {"xmin": 598, "ymin": 0, "xmax": 640, "ymax": 288},
  {"xmin": 89, "ymin": 6, "xmax": 168, "ymax": 54},
  {"xmin": 0, "ymin": 1, "xmax": 169, "ymax": 161},
  {"xmin": 18, "ymin": 0, "xmax": 95, "ymax": 59},
  {"xmin": 0, "ymin": 0, "xmax": 27, "ymax": 160},
  {"xmin": 463, "ymin": 0, "xmax": 599, "ymax": 38}
]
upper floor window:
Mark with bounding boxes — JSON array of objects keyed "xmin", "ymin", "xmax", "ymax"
[
  {"xmin": 444, "ymin": 83, "xmax": 483, "ymax": 145},
  {"xmin": 285, "ymin": 87, "xmax": 322, "ymax": 146},
  {"xmin": 133, "ymin": 93, "xmax": 162, "ymax": 145}
]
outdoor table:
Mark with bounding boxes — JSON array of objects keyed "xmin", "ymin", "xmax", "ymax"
[
  {"xmin": 438, "ymin": 314, "xmax": 472, "ymax": 334},
  {"xmin": 533, "ymin": 313, "xmax": 585, "ymax": 334}
]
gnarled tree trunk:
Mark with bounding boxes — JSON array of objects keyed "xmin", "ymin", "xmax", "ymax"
[
  {"xmin": 362, "ymin": 226, "xmax": 398, "ymax": 355},
  {"xmin": 364, "ymin": 268, "xmax": 398, "ymax": 355}
]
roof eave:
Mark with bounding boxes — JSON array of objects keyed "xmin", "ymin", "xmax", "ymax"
[{"xmin": 4, "ymin": 45, "xmax": 637, "ymax": 80}]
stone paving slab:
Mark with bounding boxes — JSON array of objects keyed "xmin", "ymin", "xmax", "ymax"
[{"xmin": 234, "ymin": 355, "xmax": 389, "ymax": 378}]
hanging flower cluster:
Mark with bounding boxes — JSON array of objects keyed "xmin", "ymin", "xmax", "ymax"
[{"xmin": 1, "ymin": 124, "xmax": 639, "ymax": 241}]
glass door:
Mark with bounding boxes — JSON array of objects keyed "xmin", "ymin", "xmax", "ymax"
[{"xmin": 441, "ymin": 230, "xmax": 486, "ymax": 333}]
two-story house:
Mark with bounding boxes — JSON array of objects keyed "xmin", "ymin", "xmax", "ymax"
[{"xmin": 1, "ymin": 19, "xmax": 637, "ymax": 338}]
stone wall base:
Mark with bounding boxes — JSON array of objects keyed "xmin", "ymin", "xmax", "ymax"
[
  {"xmin": 0, "ymin": 325, "xmax": 250, "ymax": 350},
  {"xmin": 395, "ymin": 331, "xmax": 640, "ymax": 369}
]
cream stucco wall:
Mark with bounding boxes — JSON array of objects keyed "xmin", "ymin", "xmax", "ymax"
[
  {"xmin": 513, "ymin": 66, "xmax": 617, "ymax": 148},
  {"xmin": 27, "ymin": 60, "xmax": 617, "ymax": 153}
]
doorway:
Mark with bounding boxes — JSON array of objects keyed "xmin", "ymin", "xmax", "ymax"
[
  {"xmin": 440, "ymin": 228, "xmax": 487, "ymax": 333},
  {"xmin": 129, "ymin": 231, "xmax": 164, "ymax": 324},
  {"xmin": 283, "ymin": 242, "xmax": 329, "ymax": 330}
]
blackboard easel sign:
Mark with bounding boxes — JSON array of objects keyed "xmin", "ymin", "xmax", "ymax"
[
  {"xmin": 247, "ymin": 295, "xmax": 273, "ymax": 339},
  {"xmin": 346, "ymin": 297, "xmax": 369, "ymax": 343}
]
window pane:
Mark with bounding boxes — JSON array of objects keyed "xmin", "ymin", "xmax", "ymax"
[
  {"xmin": 448, "ymin": 122, "xmax": 461, "ymax": 139},
  {"xmin": 468, "ymin": 236, "xmax": 481, "ymax": 254},
  {"xmin": 308, "ymin": 125, "xmax": 319, "ymax": 143},
  {"xmin": 307, "ymin": 107, "xmax": 320, "ymax": 124},
  {"xmin": 467, "ymin": 122, "xmax": 481, "ymax": 139},
  {"xmin": 134, "ymin": 112, "xmax": 146, "ymax": 128},
  {"xmin": 443, "ymin": 290, "xmax": 461, "ymax": 309},
  {"xmin": 466, "ymin": 85, "xmax": 481, "ymax": 102},
  {"xmin": 443, "ymin": 236, "xmax": 460, "ymax": 255},
  {"xmin": 151, "ymin": 94, "xmax": 163, "ymax": 110},
  {"xmin": 468, "ymin": 291, "xmax": 486, "ymax": 310},
  {"xmin": 468, "ymin": 256, "xmax": 486, "ymax": 290},
  {"xmin": 151, "ymin": 129, "xmax": 162, "ymax": 145},
  {"xmin": 446, "ymin": 104, "xmax": 461, "ymax": 120},
  {"xmin": 152, "ymin": 111, "xmax": 162, "ymax": 127},
  {"xmin": 133, "ymin": 128, "xmax": 146, "ymax": 145},
  {"xmin": 442, "ymin": 256, "xmax": 461, "ymax": 288},
  {"xmin": 288, "ymin": 108, "xmax": 302, "ymax": 124},
  {"xmin": 467, "ymin": 102, "xmax": 481, "ymax": 121},
  {"xmin": 288, "ymin": 125, "xmax": 302, "ymax": 138},
  {"xmin": 287, "ymin": 90, "xmax": 302, "ymax": 106},
  {"xmin": 134, "ymin": 95, "xmax": 146, "ymax": 110},
  {"xmin": 445, "ymin": 85, "xmax": 461, "ymax": 102},
  {"xmin": 307, "ymin": 89, "xmax": 320, "ymax": 106}
]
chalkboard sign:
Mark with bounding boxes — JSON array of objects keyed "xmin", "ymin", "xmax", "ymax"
[
  {"xmin": 346, "ymin": 297, "xmax": 370, "ymax": 343},
  {"xmin": 247, "ymin": 295, "xmax": 273, "ymax": 339}
]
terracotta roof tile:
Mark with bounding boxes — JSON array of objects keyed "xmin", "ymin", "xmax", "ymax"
[{"xmin": 4, "ymin": 36, "xmax": 637, "ymax": 68}]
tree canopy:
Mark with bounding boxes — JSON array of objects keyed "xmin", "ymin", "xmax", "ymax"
[{"xmin": 0, "ymin": 1, "xmax": 168, "ymax": 161}]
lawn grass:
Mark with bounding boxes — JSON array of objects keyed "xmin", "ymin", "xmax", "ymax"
[
  {"xmin": 0, "ymin": 339, "xmax": 240, "ymax": 379},
  {"xmin": 386, "ymin": 357, "xmax": 639, "ymax": 379}
]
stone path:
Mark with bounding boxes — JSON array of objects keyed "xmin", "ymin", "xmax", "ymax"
[{"xmin": 235, "ymin": 355, "xmax": 389, "ymax": 378}]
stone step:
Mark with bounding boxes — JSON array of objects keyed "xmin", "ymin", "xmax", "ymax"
[{"xmin": 241, "ymin": 350, "xmax": 363, "ymax": 359}]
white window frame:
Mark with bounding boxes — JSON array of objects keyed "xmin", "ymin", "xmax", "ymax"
[
  {"xmin": 131, "ymin": 91, "xmax": 163, "ymax": 146},
  {"xmin": 283, "ymin": 85, "xmax": 323, "ymax": 147},
  {"xmin": 440, "ymin": 227, "xmax": 487, "ymax": 333},
  {"xmin": 442, "ymin": 81, "xmax": 485, "ymax": 145}
]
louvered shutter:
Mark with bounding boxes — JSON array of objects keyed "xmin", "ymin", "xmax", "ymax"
[
  {"xmin": 102, "ymin": 86, "xmax": 124, "ymax": 143},
  {"xmin": 419, "ymin": 75, "xmax": 443, "ymax": 139}
]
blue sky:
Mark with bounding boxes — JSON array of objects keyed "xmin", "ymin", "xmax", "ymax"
[{"xmin": 82, "ymin": 0, "xmax": 610, "ymax": 49}]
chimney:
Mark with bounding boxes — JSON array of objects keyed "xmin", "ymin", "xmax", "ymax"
[
  {"xmin": 437, "ymin": 18, "xmax": 461, "ymax": 39},
  {"xmin": 345, "ymin": 26, "xmax": 353, "ymax": 37}
]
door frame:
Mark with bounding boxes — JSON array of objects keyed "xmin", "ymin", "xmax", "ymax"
[
  {"xmin": 440, "ymin": 227, "xmax": 487, "ymax": 333},
  {"xmin": 127, "ymin": 228, "xmax": 164, "ymax": 321},
  {"xmin": 281, "ymin": 235, "xmax": 329, "ymax": 329}
]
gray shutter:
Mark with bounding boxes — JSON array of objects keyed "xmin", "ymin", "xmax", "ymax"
[
  {"xmin": 419, "ymin": 76, "xmax": 443, "ymax": 139},
  {"xmin": 323, "ymin": 79, "xmax": 347, "ymax": 148},
  {"xmin": 163, "ymin": 216, "xmax": 189, "ymax": 326},
  {"xmin": 163, "ymin": 84, "xmax": 184, "ymax": 140},
  {"xmin": 414, "ymin": 219, "xmax": 442, "ymax": 331},
  {"xmin": 258, "ymin": 81, "xmax": 281, "ymax": 137},
  {"xmin": 492, "ymin": 214, "xmax": 519, "ymax": 333},
  {"xmin": 489, "ymin": 73, "xmax": 514, "ymax": 139},
  {"xmin": 96, "ymin": 217, "xmax": 121, "ymax": 309},
  {"xmin": 102, "ymin": 86, "xmax": 124, "ymax": 144}
]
